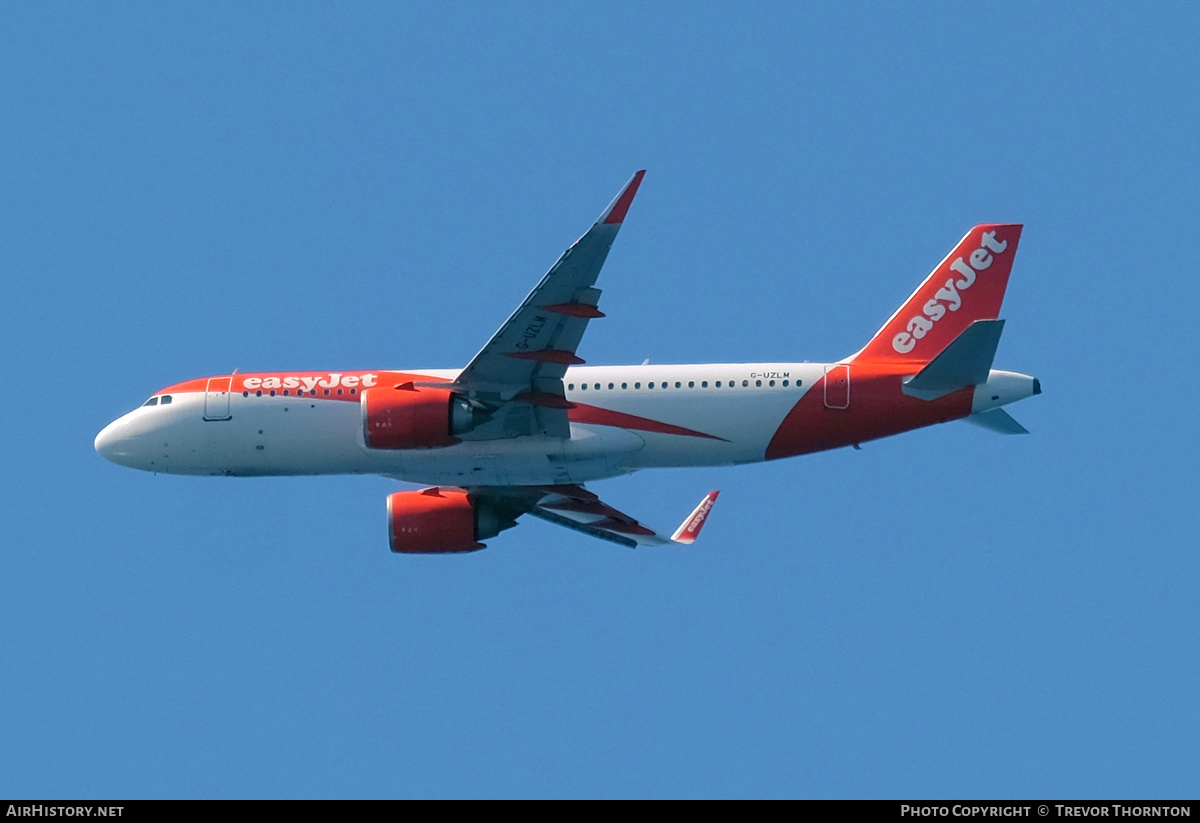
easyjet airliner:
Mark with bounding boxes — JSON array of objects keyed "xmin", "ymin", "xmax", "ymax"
[{"xmin": 95, "ymin": 171, "xmax": 1040, "ymax": 551}]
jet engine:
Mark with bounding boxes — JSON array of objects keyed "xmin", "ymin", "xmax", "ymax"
[
  {"xmin": 362, "ymin": 385, "xmax": 489, "ymax": 450},
  {"xmin": 387, "ymin": 488, "xmax": 523, "ymax": 553}
]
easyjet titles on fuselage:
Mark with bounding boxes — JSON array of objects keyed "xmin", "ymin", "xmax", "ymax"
[{"xmin": 241, "ymin": 373, "xmax": 379, "ymax": 392}]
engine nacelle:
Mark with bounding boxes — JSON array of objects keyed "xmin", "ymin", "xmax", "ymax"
[
  {"xmin": 387, "ymin": 488, "xmax": 521, "ymax": 554},
  {"xmin": 362, "ymin": 385, "xmax": 486, "ymax": 450}
]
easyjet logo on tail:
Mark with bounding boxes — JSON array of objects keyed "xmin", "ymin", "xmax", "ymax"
[{"xmin": 892, "ymin": 231, "xmax": 1009, "ymax": 354}]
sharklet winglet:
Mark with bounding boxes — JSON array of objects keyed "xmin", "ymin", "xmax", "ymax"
[
  {"xmin": 600, "ymin": 170, "xmax": 646, "ymax": 224},
  {"xmin": 670, "ymin": 491, "xmax": 720, "ymax": 544}
]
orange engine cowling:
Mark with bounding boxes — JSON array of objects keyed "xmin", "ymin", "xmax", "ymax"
[
  {"xmin": 387, "ymin": 488, "xmax": 523, "ymax": 554},
  {"xmin": 362, "ymin": 385, "xmax": 487, "ymax": 450}
]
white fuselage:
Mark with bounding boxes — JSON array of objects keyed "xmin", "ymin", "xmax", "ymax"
[
  {"xmin": 95, "ymin": 363, "xmax": 820, "ymax": 485},
  {"xmin": 94, "ymin": 362, "xmax": 1038, "ymax": 487}
]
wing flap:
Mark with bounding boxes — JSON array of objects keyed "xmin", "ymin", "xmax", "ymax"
[
  {"xmin": 523, "ymin": 484, "xmax": 719, "ymax": 548},
  {"xmin": 527, "ymin": 507, "xmax": 640, "ymax": 548}
]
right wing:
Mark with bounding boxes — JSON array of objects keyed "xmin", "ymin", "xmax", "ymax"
[{"xmin": 441, "ymin": 171, "xmax": 646, "ymax": 440}]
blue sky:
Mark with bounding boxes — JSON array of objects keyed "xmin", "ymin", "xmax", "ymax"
[{"xmin": 2, "ymin": 3, "xmax": 1198, "ymax": 798}]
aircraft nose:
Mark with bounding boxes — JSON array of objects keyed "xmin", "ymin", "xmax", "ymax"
[
  {"xmin": 95, "ymin": 416, "xmax": 145, "ymax": 467},
  {"xmin": 94, "ymin": 420, "xmax": 122, "ymax": 462}
]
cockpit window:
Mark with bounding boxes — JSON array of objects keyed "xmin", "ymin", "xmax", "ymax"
[
  {"xmin": 160, "ymin": 395, "xmax": 173, "ymax": 405},
  {"xmin": 142, "ymin": 397, "xmax": 159, "ymax": 407}
]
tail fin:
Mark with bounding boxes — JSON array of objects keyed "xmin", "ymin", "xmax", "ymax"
[{"xmin": 853, "ymin": 224, "xmax": 1022, "ymax": 365}]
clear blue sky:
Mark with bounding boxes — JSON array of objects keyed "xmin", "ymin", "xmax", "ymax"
[{"xmin": 2, "ymin": 2, "xmax": 1197, "ymax": 798}]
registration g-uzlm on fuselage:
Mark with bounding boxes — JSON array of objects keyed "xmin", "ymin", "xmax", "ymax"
[{"xmin": 95, "ymin": 171, "xmax": 1040, "ymax": 552}]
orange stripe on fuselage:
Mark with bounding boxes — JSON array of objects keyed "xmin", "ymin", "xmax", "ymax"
[
  {"xmin": 568, "ymin": 402, "xmax": 728, "ymax": 441},
  {"xmin": 160, "ymin": 371, "xmax": 449, "ymax": 401}
]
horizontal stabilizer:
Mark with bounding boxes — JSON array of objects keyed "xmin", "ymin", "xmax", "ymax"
[
  {"xmin": 964, "ymin": 408, "xmax": 1029, "ymax": 435},
  {"xmin": 903, "ymin": 319, "xmax": 1005, "ymax": 400}
]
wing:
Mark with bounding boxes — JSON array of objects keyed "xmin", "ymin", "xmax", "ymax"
[
  {"xmin": 472, "ymin": 484, "xmax": 719, "ymax": 548},
  {"xmin": 440, "ymin": 171, "xmax": 645, "ymax": 440}
]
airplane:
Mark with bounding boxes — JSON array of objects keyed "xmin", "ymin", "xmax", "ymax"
[{"xmin": 94, "ymin": 170, "xmax": 1040, "ymax": 552}]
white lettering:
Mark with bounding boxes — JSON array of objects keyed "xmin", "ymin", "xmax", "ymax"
[
  {"xmin": 893, "ymin": 332, "xmax": 915, "ymax": 353},
  {"xmin": 980, "ymin": 230, "xmax": 1007, "ymax": 253},
  {"xmin": 949, "ymin": 257, "xmax": 976, "ymax": 289},
  {"xmin": 686, "ymin": 497, "xmax": 715, "ymax": 532},
  {"xmin": 934, "ymin": 280, "xmax": 963, "ymax": 311},
  {"xmin": 923, "ymin": 298, "xmax": 947, "ymax": 322},
  {"xmin": 907, "ymin": 315, "xmax": 933, "ymax": 340},
  {"xmin": 889, "ymin": 232, "xmax": 1010, "ymax": 354},
  {"xmin": 239, "ymin": 373, "xmax": 380, "ymax": 394},
  {"xmin": 969, "ymin": 248, "xmax": 993, "ymax": 270}
]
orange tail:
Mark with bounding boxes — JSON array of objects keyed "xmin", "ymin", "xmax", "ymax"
[{"xmin": 853, "ymin": 224, "xmax": 1023, "ymax": 365}]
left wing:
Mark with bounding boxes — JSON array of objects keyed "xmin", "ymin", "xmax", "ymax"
[
  {"xmin": 388, "ymin": 484, "xmax": 719, "ymax": 552},
  {"xmin": 519, "ymin": 485, "xmax": 719, "ymax": 548},
  {"xmin": 438, "ymin": 171, "xmax": 645, "ymax": 440}
]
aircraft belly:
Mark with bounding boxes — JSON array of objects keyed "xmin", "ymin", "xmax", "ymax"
[{"xmin": 375, "ymin": 424, "xmax": 645, "ymax": 486}]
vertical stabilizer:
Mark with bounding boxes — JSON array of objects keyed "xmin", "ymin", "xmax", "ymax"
[{"xmin": 854, "ymin": 224, "xmax": 1022, "ymax": 365}]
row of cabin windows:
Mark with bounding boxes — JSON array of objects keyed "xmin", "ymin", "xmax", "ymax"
[
  {"xmin": 242, "ymin": 388, "xmax": 358, "ymax": 398},
  {"xmin": 143, "ymin": 388, "xmax": 359, "ymax": 405},
  {"xmin": 567, "ymin": 378, "xmax": 799, "ymax": 391},
  {"xmin": 146, "ymin": 380, "xmax": 798, "ymax": 404}
]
